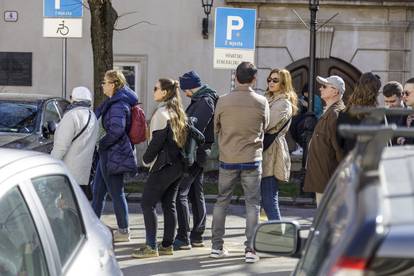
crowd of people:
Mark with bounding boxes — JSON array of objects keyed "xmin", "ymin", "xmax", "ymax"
[{"xmin": 49, "ymin": 61, "xmax": 414, "ymax": 264}]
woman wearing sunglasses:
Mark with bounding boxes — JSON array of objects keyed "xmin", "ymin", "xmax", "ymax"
[
  {"xmin": 132, "ymin": 78, "xmax": 187, "ymax": 259},
  {"xmin": 261, "ymin": 68, "xmax": 298, "ymax": 220}
]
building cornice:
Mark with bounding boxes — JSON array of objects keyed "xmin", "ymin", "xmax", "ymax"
[
  {"xmin": 226, "ymin": 0, "xmax": 414, "ymax": 7},
  {"xmin": 257, "ymin": 19, "xmax": 410, "ymax": 32}
]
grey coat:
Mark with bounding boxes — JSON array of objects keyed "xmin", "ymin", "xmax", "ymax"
[{"xmin": 51, "ymin": 106, "xmax": 99, "ymax": 185}]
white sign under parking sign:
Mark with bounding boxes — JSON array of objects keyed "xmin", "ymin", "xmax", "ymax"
[{"xmin": 43, "ymin": 18, "xmax": 82, "ymax": 38}]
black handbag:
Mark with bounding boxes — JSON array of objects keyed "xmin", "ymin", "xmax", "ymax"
[{"xmin": 263, "ymin": 119, "xmax": 291, "ymax": 151}]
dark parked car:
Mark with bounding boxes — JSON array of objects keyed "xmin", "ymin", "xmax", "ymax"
[
  {"xmin": 0, "ymin": 93, "xmax": 69, "ymax": 153},
  {"xmin": 253, "ymin": 110, "xmax": 414, "ymax": 276}
]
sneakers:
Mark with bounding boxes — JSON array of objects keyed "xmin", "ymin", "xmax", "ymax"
[
  {"xmin": 173, "ymin": 239, "xmax": 192, "ymax": 250},
  {"xmin": 190, "ymin": 240, "xmax": 205, "ymax": 248},
  {"xmin": 210, "ymin": 248, "xmax": 229, "ymax": 258},
  {"xmin": 291, "ymin": 146, "xmax": 303, "ymax": 156},
  {"xmin": 245, "ymin": 249, "xmax": 259, "ymax": 263},
  {"xmin": 131, "ymin": 245, "xmax": 159, "ymax": 259},
  {"xmin": 158, "ymin": 243, "xmax": 174, "ymax": 256},
  {"xmin": 113, "ymin": 230, "xmax": 130, "ymax": 242}
]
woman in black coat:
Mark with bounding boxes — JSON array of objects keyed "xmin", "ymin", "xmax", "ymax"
[{"xmin": 132, "ymin": 78, "xmax": 187, "ymax": 259}]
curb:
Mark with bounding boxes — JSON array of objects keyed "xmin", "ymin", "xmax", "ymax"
[{"xmin": 125, "ymin": 193, "xmax": 316, "ymax": 208}]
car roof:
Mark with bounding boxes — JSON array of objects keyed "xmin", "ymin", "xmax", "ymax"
[
  {"xmin": 380, "ymin": 146, "xmax": 414, "ymax": 225},
  {"xmin": 0, "ymin": 149, "xmax": 47, "ymax": 170},
  {"xmin": 0, "ymin": 93, "xmax": 62, "ymax": 102}
]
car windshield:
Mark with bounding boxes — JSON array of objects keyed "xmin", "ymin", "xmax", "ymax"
[{"xmin": 0, "ymin": 101, "xmax": 38, "ymax": 133}]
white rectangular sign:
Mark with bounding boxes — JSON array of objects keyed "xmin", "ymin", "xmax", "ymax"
[
  {"xmin": 43, "ymin": 18, "xmax": 82, "ymax": 38},
  {"xmin": 213, "ymin": 48, "xmax": 255, "ymax": 69}
]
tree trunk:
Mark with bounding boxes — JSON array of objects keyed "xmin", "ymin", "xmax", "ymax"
[{"xmin": 88, "ymin": 0, "xmax": 118, "ymax": 108}]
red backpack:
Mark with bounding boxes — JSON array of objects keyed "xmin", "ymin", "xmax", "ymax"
[{"xmin": 128, "ymin": 104, "xmax": 147, "ymax": 144}]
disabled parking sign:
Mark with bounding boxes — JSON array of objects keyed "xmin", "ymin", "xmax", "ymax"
[{"xmin": 214, "ymin": 7, "xmax": 256, "ymax": 69}]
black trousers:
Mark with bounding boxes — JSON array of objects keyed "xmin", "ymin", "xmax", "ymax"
[
  {"xmin": 141, "ymin": 162, "xmax": 183, "ymax": 249},
  {"xmin": 175, "ymin": 164, "xmax": 206, "ymax": 243}
]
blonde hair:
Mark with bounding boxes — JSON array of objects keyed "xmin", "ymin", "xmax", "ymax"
[
  {"xmin": 159, "ymin": 78, "xmax": 188, "ymax": 148},
  {"xmin": 105, "ymin": 69, "xmax": 127, "ymax": 91},
  {"xmin": 266, "ymin": 68, "xmax": 298, "ymax": 115}
]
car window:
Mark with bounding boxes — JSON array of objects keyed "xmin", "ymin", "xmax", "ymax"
[
  {"xmin": 0, "ymin": 101, "xmax": 38, "ymax": 133},
  {"xmin": 44, "ymin": 101, "xmax": 60, "ymax": 123},
  {"xmin": 297, "ymin": 164, "xmax": 356, "ymax": 275},
  {"xmin": 31, "ymin": 175, "xmax": 85, "ymax": 267},
  {"xmin": 0, "ymin": 187, "xmax": 49, "ymax": 276},
  {"xmin": 55, "ymin": 100, "xmax": 69, "ymax": 117}
]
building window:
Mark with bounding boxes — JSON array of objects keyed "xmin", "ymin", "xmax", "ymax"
[{"xmin": 113, "ymin": 63, "xmax": 141, "ymax": 97}]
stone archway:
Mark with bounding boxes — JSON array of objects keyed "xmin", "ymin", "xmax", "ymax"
[{"xmin": 286, "ymin": 57, "xmax": 362, "ymax": 104}]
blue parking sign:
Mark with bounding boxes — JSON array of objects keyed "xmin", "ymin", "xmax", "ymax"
[
  {"xmin": 44, "ymin": 0, "xmax": 83, "ymax": 18},
  {"xmin": 214, "ymin": 7, "xmax": 256, "ymax": 50}
]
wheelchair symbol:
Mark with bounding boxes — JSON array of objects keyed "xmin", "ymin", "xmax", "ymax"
[{"xmin": 56, "ymin": 20, "xmax": 69, "ymax": 36}]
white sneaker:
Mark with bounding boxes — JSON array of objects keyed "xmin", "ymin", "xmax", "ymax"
[
  {"xmin": 245, "ymin": 250, "xmax": 259, "ymax": 263},
  {"xmin": 210, "ymin": 248, "xmax": 229, "ymax": 258},
  {"xmin": 291, "ymin": 146, "xmax": 303, "ymax": 156},
  {"xmin": 113, "ymin": 230, "xmax": 130, "ymax": 242}
]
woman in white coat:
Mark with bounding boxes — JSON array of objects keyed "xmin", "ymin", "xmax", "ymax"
[{"xmin": 51, "ymin": 86, "xmax": 99, "ymax": 199}]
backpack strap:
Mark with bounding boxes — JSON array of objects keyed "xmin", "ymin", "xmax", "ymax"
[{"xmin": 72, "ymin": 110, "xmax": 91, "ymax": 142}]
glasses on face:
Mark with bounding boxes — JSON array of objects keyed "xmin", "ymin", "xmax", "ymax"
[
  {"xmin": 153, "ymin": 86, "xmax": 160, "ymax": 93},
  {"xmin": 403, "ymin": 90, "xmax": 413, "ymax": 97},
  {"xmin": 267, "ymin": 78, "xmax": 279, "ymax": 84}
]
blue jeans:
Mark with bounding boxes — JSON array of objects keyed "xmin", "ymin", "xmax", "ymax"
[
  {"xmin": 92, "ymin": 156, "xmax": 129, "ymax": 231},
  {"xmin": 260, "ymin": 176, "xmax": 281, "ymax": 220}
]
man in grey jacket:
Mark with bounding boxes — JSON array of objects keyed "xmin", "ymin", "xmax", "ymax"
[
  {"xmin": 51, "ymin": 86, "xmax": 99, "ymax": 199},
  {"xmin": 211, "ymin": 62, "xmax": 270, "ymax": 263}
]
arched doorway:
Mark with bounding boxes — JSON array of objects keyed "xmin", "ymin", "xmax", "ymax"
[{"xmin": 286, "ymin": 57, "xmax": 362, "ymax": 104}]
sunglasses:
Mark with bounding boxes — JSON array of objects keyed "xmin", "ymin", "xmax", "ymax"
[
  {"xmin": 403, "ymin": 90, "xmax": 413, "ymax": 97},
  {"xmin": 267, "ymin": 78, "xmax": 279, "ymax": 83},
  {"xmin": 153, "ymin": 86, "xmax": 160, "ymax": 92}
]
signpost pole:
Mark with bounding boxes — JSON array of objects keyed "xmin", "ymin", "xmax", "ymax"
[{"xmin": 62, "ymin": 38, "xmax": 67, "ymax": 99}]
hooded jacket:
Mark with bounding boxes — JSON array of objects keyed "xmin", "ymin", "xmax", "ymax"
[
  {"xmin": 186, "ymin": 85, "xmax": 219, "ymax": 165},
  {"xmin": 95, "ymin": 86, "xmax": 138, "ymax": 175}
]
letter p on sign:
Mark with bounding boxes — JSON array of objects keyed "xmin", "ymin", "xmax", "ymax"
[{"xmin": 226, "ymin": 16, "xmax": 244, "ymax": 40}]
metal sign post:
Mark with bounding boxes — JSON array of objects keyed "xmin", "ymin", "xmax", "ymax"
[{"xmin": 62, "ymin": 38, "xmax": 67, "ymax": 98}]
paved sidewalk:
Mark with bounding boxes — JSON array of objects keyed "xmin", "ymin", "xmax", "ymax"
[{"xmin": 101, "ymin": 202, "xmax": 316, "ymax": 276}]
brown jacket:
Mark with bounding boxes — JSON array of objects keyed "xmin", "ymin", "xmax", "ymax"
[
  {"xmin": 214, "ymin": 85, "xmax": 270, "ymax": 163},
  {"xmin": 304, "ymin": 100, "xmax": 345, "ymax": 193},
  {"xmin": 262, "ymin": 93, "xmax": 292, "ymax": 181}
]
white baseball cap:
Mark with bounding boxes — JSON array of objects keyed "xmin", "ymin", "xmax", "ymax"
[
  {"xmin": 316, "ymin": 75, "xmax": 345, "ymax": 95},
  {"xmin": 71, "ymin": 86, "xmax": 92, "ymax": 102}
]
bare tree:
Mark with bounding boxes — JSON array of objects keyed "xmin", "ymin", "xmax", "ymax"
[{"xmin": 87, "ymin": 0, "xmax": 117, "ymax": 108}]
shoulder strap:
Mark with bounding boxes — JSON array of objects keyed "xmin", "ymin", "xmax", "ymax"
[
  {"xmin": 72, "ymin": 110, "xmax": 92, "ymax": 142},
  {"xmin": 266, "ymin": 118, "xmax": 292, "ymax": 143}
]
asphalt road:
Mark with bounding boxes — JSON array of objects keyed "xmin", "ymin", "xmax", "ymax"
[{"xmin": 101, "ymin": 202, "xmax": 316, "ymax": 276}]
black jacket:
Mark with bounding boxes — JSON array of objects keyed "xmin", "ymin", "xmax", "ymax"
[{"xmin": 186, "ymin": 85, "xmax": 218, "ymax": 165}]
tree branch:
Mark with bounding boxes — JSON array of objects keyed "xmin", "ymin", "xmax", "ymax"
[{"xmin": 114, "ymin": 20, "xmax": 155, "ymax": 31}]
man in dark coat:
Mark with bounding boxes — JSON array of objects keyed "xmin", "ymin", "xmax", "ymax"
[
  {"xmin": 174, "ymin": 71, "xmax": 219, "ymax": 249},
  {"xmin": 304, "ymin": 75, "xmax": 345, "ymax": 206},
  {"xmin": 397, "ymin": 78, "xmax": 414, "ymax": 145}
]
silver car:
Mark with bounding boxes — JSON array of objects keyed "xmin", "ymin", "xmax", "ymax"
[{"xmin": 0, "ymin": 148, "xmax": 122, "ymax": 276}]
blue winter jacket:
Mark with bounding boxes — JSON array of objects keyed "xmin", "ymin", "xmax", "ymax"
[{"xmin": 96, "ymin": 86, "xmax": 138, "ymax": 175}]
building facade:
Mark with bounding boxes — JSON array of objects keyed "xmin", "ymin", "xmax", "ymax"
[{"xmin": 1, "ymin": 0, "xmax": 414, "ymax": 110}]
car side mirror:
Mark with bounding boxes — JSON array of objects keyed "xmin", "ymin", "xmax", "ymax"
[
  {"xmin": 42, "ymin": 121, "xmax": 58, "ymax": 138},
  {"xmin": 47, "ymin": 121, "xmax": 58, "ymax": 134},
  {"xmin": 253, "ymin": 221, "xmax": 301, "ymax": 257}
]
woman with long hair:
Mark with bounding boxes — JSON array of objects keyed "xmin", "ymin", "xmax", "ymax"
[
  {"xmin": 132, "ymin": 78, "xmax": 187, "ymax": 258},
  {"xmin": 262, "ymin": 68, "xmax": 298, "ymax": 220},
  {"xmin": 337, "ymin": 72, "xmax": 381, "ymax": 154},
  {"xmin": 92, "ymin": 69, "xmax": 138, "ymax": 242}
]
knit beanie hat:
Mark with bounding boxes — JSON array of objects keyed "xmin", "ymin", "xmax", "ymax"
[{"xmin": 179, "ymin": 71, "xmax": 202, "ymax": 90}]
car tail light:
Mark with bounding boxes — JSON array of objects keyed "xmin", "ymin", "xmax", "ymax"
[{"xmin": 329, "ymin": 256, "xmax": 367, "ymax": 276}]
